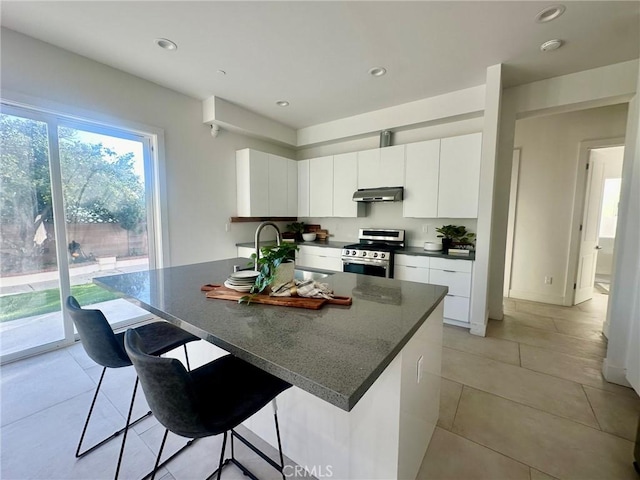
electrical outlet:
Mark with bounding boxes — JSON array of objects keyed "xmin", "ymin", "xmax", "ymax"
[
  {"xmin": 422, "ymin": 224, "xmax": 429, "ymax": 234},
  {"xmin": 416, "ymin": 356, "xmax": 424, "ymax": 383},
  {"xmin": 225, "ymin": 223, "xmax": 230, "ymax": 232},
  {"xmin": 544, "ymin": 276, "xmax": 553, "ymax": 285}
]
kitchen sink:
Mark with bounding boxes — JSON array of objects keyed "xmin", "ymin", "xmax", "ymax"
[{"xmin": 294, "ymin": 269, "xmax": 331, "ymax": 282}]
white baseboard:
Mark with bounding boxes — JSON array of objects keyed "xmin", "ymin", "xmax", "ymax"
[
  {"xmin": 508, "ymin": 289, "xmax": 566, "ymax": 306},
  {"xmin": 602, "ymin": 358, "xmax": 631, "ymax": 387}
]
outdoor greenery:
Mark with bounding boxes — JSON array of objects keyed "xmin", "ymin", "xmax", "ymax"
[
  {"xmin": 0, "ymin": 284, "xmax": 119, "ymax": 322},
  {"xmin": 0, "ymin": 114, "xmax": 146, "ymax": 274}
]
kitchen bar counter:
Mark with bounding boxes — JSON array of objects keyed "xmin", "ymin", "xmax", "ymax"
[
  {"xmin": 96, "ymin": 258, "xmax": 445, "ymax": 479},
  {"xmin": 96, "ymin": 258, "xmax": 446, "ymax": 411}
]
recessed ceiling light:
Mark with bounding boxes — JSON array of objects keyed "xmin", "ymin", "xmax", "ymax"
[
  {"xmin": 276, "ymin": 101, "xmax": 290, "ymax": 107},
  {"xmin": 535, "ymin": 5, "xmax": 566, "ymax": 23},
  {"xmin": 368, "ymin": 67, "xmax": 387, "ymax": 77},
  {"xmin": 155, "ymin": 38, "xmax": 177, "ymax": 51},
  {"xmin": 540, "ymin": 39, "xmax": 563, "ymax": 52}
]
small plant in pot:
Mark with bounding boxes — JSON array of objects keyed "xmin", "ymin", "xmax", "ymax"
[
  {"xmin": 286, "ymin": 222, "xmax": 305, "ymax": 242},
  {"xmin": 436, "ymin": 225, "xmax": 476, "ymax": 252},
  {"xmin": 241, "ymin": 242, "xmax": 299, "ymax": 303}
]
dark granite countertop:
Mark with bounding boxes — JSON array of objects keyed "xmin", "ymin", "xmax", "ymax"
[{"xmin": 96, "ymin": 258, "xmax": 447, "ymax": 412}]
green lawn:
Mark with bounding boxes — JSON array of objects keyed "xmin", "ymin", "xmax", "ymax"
[{"xmin": 0, "ymin": 283, "xmax": 119, "ymax": 322}]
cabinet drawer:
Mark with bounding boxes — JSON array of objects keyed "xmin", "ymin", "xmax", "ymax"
[
  {"xmin": 394, "ymin": 265, "xmax": 429, "ymax": 284},
  {"xmin": 299, "ymin": 245, "xmax": 341, "ymax": 258},
  {"xmin": 297, "ymin": 253, "xmax": 342, "ymax": 272},
  {"xmin": 395, "ymin": 254, "xmax": 430, "ymax": 269},
  {"xmin": 443, "ymin": 295, "xmax": 470, "ymax": 322},
  {"xmin": 429, "ymin": 257, "xmax": 472, "ymax": 273},
  {"xmin": 429, "ymin": 269, "xmax": 471, "ymax": 297}
]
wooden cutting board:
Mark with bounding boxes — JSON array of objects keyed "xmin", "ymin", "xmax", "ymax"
[{"xmin": 201, "ymin": 284, "xmax": 352, "ymax": 310}]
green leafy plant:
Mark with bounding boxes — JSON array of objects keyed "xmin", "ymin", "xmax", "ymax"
[
  {"xmin": 435, "ymin": 225, "xmax": 476, "ymax": 245},
  {"xmin": 286, "ymin": 222, "xmax": 305, "ymax": 241},
  {"xmin": 239, "ymin": 243, "xmax": 299, "ymax": 304}
]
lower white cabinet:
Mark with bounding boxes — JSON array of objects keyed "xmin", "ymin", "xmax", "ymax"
[
  {"xmin": 296, "ymin": 246, "xmax": 343, "ymax": 272},
  {"xmin": 395, "ymin": 254, "xmax": 473, "ymax": 326}
]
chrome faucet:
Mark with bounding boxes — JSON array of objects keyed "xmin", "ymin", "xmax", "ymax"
[{"xmin": 254, "ymin": 221, "xmax": 282, "ymax": 271}]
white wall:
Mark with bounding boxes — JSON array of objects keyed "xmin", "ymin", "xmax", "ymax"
[
  {"xmin": 508, "ymin": 104, "xmax": 628, "ymax": 305},
  {"xmin": 0, "ymin": 28, "xmax": 294, "ymax": 267}
]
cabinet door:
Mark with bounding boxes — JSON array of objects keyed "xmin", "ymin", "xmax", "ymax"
[
  {"xmin": 268, "ymin": 155, "xmax": 288, "ymax": 216},
  {"xmin": 438, "ymin": 133, "xmax": 482, "ymax": 218},
  {"xmin": 403, "ymin": 140, "xmax": 440, "ymax": 218},
  {"xmin": 394, "ymin": 265, "xmax": 429, "ymax": 283},
  {"xmin": 309, "ymin": 156, "xmax": 333, "ymax": 217},
  {"xmin": 297, "ymin": 159, "xmax": 310, "ymax": 217},
  {"xmin": 333, "ymin": 152, "xmax": 359, "ymax": 217},
  {"xmin": 236, "ymin": 149, "xmax": 269, "ymax": 217},
  {"xmin": 357, "ymin": 148, "xmax": 380, "ymax": 189},
  {"xmin": 287, "ymin": 160, "xmax": 298, "ymax": 217},
  {"xmin": 380, "ymin": 145, "xmax": 405, "ymax": 187}
]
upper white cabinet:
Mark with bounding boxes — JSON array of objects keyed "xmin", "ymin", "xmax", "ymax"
[
  {"xmin": 236, "ymin": 148, "xmax": 297, "ymax": 217},
  {"xmin": 236, "ymin": 149, "xmax": 269, "ymax": 217},
  {"xmin": 297, "ymin": 159, "xmax": 310, "ymax": 217},
  {"xmin": 403, "ymin": 139, "xmax": 440, "ymax": 218},
  {"xmin": 333, "ymin": 152, "xmax": 364, "ymax": 218},
  {"xmin": 358, "ymin": 145, "xmax": 405, "ymax": 189},
  {"xmin": 309, "ymin": 156, "xmax": 333, "ymax": 217},
  {"xmin": 437, "ymin": 133, "xmax": 482, "ymax": 218}
]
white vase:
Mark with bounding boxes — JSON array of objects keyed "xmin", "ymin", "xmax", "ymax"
[{"xmin": 271, "ymin": 260, "xmax": 295, "ymax": 291}]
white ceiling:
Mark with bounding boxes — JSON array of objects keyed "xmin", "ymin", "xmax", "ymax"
[{"xmin": 1, "ymin": 1, "xmax": 638, "ymax": 129}]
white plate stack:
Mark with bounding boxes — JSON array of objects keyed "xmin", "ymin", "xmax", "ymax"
[{"xmin": 224, "ymin": 270, "xmax": 259, "ymax": 292}]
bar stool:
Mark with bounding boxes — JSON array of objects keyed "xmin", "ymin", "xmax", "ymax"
[
  {"xmin": 66, "ymin": 296, "xmax": 199, "ymax": 479},
  {"xmin": 124, "ymin": 328, "xmax": 292, "ymax": 480}
]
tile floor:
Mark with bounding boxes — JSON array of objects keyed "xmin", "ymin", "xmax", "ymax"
[
  {"xmin": 418, "ymin": 291, "xmax": 640, "ymax": 480},
  {"xmin": 1, "ymin": 291, "xmax": 638, "ymax": 479}
]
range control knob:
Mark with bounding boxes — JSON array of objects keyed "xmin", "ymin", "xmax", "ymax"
[
  {"xmin": 380, "ymin": 253, "xmax": 386, "ymax": 259},
  {"xmin": 362, "ymin": 251, "xmax": 367, "ymax": 256},
  {"xmin": 373, "ymin": 252, "xmax": 378, "ymax": 258}
]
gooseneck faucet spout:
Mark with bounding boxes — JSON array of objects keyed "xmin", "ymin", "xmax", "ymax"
[{"xmin": 254, "ymin": 221, "xmax": 282, "ymax": 271}]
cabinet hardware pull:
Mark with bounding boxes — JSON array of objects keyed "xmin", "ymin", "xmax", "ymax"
[{"xmin": 443, "ymin": 270, "xmax": 456, "ymax": 273}]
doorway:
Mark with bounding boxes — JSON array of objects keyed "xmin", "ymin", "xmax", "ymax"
[
  {"xmin": 0, "ymin": 104, "xmax": 161, "ymax": 363},
  {"xmin": 574, "ymin": 145, "xmax": 624, "ymax": 305}
]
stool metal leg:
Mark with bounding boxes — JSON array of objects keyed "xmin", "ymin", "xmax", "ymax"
[
  {"xmin": 76, "ymin": 367, "xmax": 151, "ymax": 459},
  {"xmin": 149, "ymin": 429, "xmax": 169, "ymax": 480},
  {"xmin": 114, "ymin": 376, "xmax": 141, "ymax": 480}
]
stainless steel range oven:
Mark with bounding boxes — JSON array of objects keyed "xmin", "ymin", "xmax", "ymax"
[{"xmin": 341, "ymin": 228, "xmax": 405, "ymax": 278}]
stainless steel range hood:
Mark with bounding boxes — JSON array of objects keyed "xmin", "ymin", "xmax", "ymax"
[{"xmin": 353, "ymin": 187, "xmax": 404, "ymax": 202}]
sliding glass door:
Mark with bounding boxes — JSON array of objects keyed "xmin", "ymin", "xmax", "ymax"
[{"xmin": 0, "ymin": 104, "xmax": 160, "ymax": 362}]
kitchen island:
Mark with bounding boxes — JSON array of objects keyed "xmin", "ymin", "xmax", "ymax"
[{"xmin": 97, "ymin": 258, "xmax": 446, "ymax": 479}]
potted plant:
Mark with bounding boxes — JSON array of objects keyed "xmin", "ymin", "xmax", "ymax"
[
  {"xmin": 435, "ymin": 225, "xmax": 476, "ymax": 252},
  {"xmin": 286, "ymin": 222, "xmax": 305, "ymax": 242},
  {"xmin": 248, "ymin": 242, "xmax": 299, "ymax": 294}
]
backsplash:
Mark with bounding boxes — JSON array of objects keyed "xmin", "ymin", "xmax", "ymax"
[{"xmin": 301, "ymin": 201, "xmax": 477, "ymax": 247}]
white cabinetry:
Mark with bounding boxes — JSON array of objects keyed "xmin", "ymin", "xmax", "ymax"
[
  {"xmin": 437, "ymin": 133, "xmax": 482, "ymax": 218},
  {"xmin": 297, "ymin": 159, "xmax": 310, "ymax": 217},
  {"xmin": 296, "ymin": 246, "xmax": 342, "ymax": 272},
  {"xmin": 333, "ymin": 152, "xmax": 364, "ymax": 218},
  {"xmin": 403, "ymin": 140, "xmax": 440, "ymax": 218},
  {"xmin": 394, "ymin": 254, "xmax": 430, "ymax": 283},
  {"xmin": 395, "ymin": 254, "xmax": 473, "ymax": 326},
  {"xmin": 237, "ymin": 246, "xmax": 255, "ymax": 259},
  {"xmin": 236, "ymin": 149, "xmax": 297, "ymax": 217},
  {"xmin": 358, "ymin": 145, "xmax": 405, "ymax": 189},
  {"xmin": 309, "ymin": 156, "xmax": 334, "ymax": 217}
]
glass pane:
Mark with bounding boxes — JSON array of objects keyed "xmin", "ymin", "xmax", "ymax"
[
  {"xmin": 58, "ymin": 126, "xmax": 151, "ymax": 326},
  {"xmin": 0, "ymin": 113, "xmax": 65, "ymax": 356}
]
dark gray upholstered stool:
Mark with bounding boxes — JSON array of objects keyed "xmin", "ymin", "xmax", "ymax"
[
  {"xmin": 66, "ymin": 296, "xmax": 199, "ymax": 479},
  {"xmin": 124, "ymin": 328, "xmax": 292, "ymax": 480}
]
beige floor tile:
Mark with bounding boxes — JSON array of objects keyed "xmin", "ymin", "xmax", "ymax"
[
  {"xmin": 452, "ymin": 387, "xmax": 637, "ymax": 480},
  {"xmin": 487, "ymin": 320, "xmax": 607, "ymax": 360},
  {"xmin": 530, "ymin": 468, "xmax": 558, "ymax": 480},
  {"xmin": 552, "ymin": 318, "xmax": 606, "ymax": 342},
  {"xmin": 519, "ymin": 344, "xmax": 637, "ymax": 398},
  {"xmin": 503, "ymin": 298, "xmax": 517, "ymax": 312},
  {"xmin": 437, "ymin": 378, "xmax": 463, "ymax": 430},
  {"xmin": 417, "ymin": 427, "xmax": 530, "ymax": 480},
  {"xmin": 443, "ymin": 325, "xmax": 520, "ymax": 365},
  {"xmin": 442, "ymin": 348, "xmax": 599, "ymax": 427},
  {"xmin": 583, "ymin": 385, "xmax": 640, "ymax": 441},
  {"xmin": 501, "ymin": 311, "xmax": 558, "ymax": 332}
]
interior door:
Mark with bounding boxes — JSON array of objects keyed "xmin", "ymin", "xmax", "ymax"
[{"xmin": 574, "ymin": 154, "xmax": 606, "ymax": 304}]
